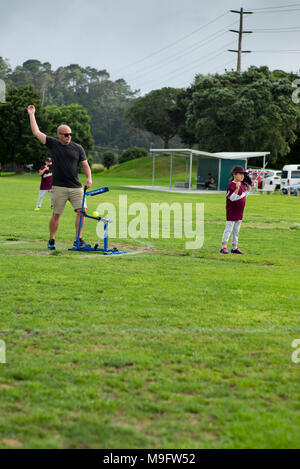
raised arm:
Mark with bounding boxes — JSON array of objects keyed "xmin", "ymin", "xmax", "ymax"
[
  {"xmin": 38, "ymin": 165, "xmax": 49, "ymax": 177},
  {"xmin": 229, "ymin": 182, "xmax": 245, "ymax": 201},
  {"xmin": 81, "ymin": 159, "xmax": 92, "ymax": 188},
  {"xmin": 27, "ymin": 105, "xmax": 46, "ymax": 144}
]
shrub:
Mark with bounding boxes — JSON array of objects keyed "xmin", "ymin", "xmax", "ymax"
[
  {"xmin": 103, "ymin": 151, "xmax": 117, "ymax": 169},
  {"xmin": 119, "ymin": 147, "xmax": 148, "ymax": 164}
]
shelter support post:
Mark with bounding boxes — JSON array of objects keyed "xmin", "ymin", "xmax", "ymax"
[
  {"xmin": 185, "ymin": 157, "xmax": 188, "ymax": 183},
  {"xmin": 152, "ymin": 153, "xmax": 155, "ymax": 187},
  {"xmin": 262, "ymin": 155, "xmax": 266, "ymax": 189},
  {"xmin": 189, "ymin": 152, "xmax": 193, "ymax": 190},
  {"xmin": 170, "ymin": 154, "xmax": 173, "ymax": 189}
]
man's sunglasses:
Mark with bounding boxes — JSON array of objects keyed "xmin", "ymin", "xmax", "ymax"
[{"xmin": 60, "ymin": 132, "xmax": 72, "ymax": 137}]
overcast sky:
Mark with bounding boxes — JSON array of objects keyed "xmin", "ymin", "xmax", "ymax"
[{"xmin": 1, "ymin": 0, "xmax": 300, "ymax": 95}]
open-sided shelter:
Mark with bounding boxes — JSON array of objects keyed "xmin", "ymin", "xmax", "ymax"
[{"xmin": 150, "ymin": 149, "xmax": 270, "ymax": 191}]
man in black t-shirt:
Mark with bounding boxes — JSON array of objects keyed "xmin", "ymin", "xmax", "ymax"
[{"xmin": 27, "ymin": 105, "xmax": 92, "ymax": 250}]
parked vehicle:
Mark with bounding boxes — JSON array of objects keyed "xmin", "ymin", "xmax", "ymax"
[
  {"xmin": 281, "ymin": 165, "xmax": 300, "ymax": 188},
  {"xmin": 262, "ymin": 170, "xmax": 281, "ymax": 190},
  {"xmin": 249, "ymin": 170, "xmax": 270, "ymax": 189},
  {"xmin": 246, "ymin": 168, "xmax": 258, "ymax": 173},
  {"xmin": 281, "ymin": 183, "xmax": 300, "ymax": 196}
]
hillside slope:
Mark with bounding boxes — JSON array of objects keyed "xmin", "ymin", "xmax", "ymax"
[{"xmin": 105, "ymin": 156, "xmax": 197, "ymax": 182}]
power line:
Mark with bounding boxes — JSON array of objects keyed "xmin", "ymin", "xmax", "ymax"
[
  {"xmin": 253, "ymin": 8, "xmax": 300, "ymax": 14},
  {"xmin": 156, "ymin": 54, "xmax": 235, "ymax": 88},
  {"xmin": 125, "ymin": 4, "xmax": 300, "ymax": 93},
  {"xmin": 253, "ymin": 27, "xmax": 300, "ymax": 32},
  {"xmin": 126, "ymin": 21, "xmax": 237, "ymax": 81},
  {"xmin": 147, "ymin": 56, "xmax": 238, "ymax": 91},
  {"xmin": 254, "ymin": 27, "xmax": 300, "ymax": 30},
  {"xmin": 139, "ymin": 40, "xmax": 236, "ymax": 89},
  {"xmin": 141, "ymin": 42, "xmax": 235, "ymax": 87},
  {"xmin": 252, "ymin": 3, "xmax": 300, "ymax": 11},
  {"xmin": 132, "ymin": 10, "xmax": 251, "ymax": 90},
  {"xmin": 112, "ymin": 11, "xmax": 229, "ymax": 75},
  {"xmin": 168, "ymin": 59, "xmax": 237, "ymax": 90},
  {"xmin": 254, "ymin": 49, "xmax": 300, "ymax": 53}
]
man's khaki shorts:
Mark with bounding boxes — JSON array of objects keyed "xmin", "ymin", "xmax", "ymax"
[{"xmin": 52, "ymin": 186, "xmax": 87, "ymax": 214}]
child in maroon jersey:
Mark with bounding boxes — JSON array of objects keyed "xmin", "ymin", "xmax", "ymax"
[
  {"xmin": 34, "ymin": 157, "xmax": 53, "ymax": 211},
  {"xmin": 220, "ymin": 166, "xmax": 252, "ymax": 254}
]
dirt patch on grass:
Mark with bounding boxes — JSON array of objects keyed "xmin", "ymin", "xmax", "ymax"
[
  {"xmin": 113, "ymin": 242, "xmax": 155, "ymax": 252},
  {"xmin": 20, "ymin": 330, "xmax": 40, "ymax": 340},
  {"xmin": 70, "ymin": 242, "xmax": 158, "ymax": 258},
  {"xmin": 6, "ymin": 247, "xmax": 151, "ymax": 257},
  {"xmin": 14, "ymin": 401, "xmax": 25, "ymax": 409},
  {"xmin": 19, "ymin": 250, "xmax": 51, "ymax": 256},
  {"xmin": 1, "ymin": 438, "xmax": 23, "ymax": 448}
]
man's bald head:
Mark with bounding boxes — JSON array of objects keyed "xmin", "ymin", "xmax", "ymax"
[{"xmin": 57, "ymin": 125, "xmax": 72, "ymax": 145}]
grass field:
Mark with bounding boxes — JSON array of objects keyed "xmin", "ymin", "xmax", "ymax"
[{"xmin": 0, "ymin": 170, "xmax": 300, "ymax": 449}]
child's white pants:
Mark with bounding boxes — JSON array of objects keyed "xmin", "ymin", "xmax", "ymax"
[
  {"xmin": 222, "ymin": 220, "xmax": 242, "ymax": 245},
  {"xmin": 36, "ymin": 190, "xmax": 52, "ymax": 208}
]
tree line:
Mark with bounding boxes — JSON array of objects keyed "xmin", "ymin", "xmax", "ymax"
[
  {"xmin": 0, "ymin": 57, "xmax": 163, "ymax": 161},
  {"xmin": 1, "ymin": 58, "xmax": 299, "ymax": 169},
  {"xmin": 127, "ymin": 67, "xmax": 300, "ymax": 167}
]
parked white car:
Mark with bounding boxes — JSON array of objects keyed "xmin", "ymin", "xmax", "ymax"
[
  {"xmin": 282, "ymin": 183, "xmax": 300, "ymax": 196},
  {"xmin": 261, "ymin": 170, "xmax": 281, "ymax": 190},
  {"xmin": 281, "ymin": 165, "xmax": 300, "ymax": 188}
]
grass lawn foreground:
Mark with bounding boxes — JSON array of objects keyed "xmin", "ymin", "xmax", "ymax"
[{"xmin": 0, "ymin": 171, "xmax": 300, "ymax": 449}]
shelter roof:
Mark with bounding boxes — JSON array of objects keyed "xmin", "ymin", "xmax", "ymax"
[{"xmin": 150, "ymin": 149, "xmax": 270, "ymax": 159}]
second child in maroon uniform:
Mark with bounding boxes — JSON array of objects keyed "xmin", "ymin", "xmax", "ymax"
[
  {"xmin": 220, "ymin": 166, "xmax": 251, "ymax": 254},
  {"xmin": 34, "ymin": 157, "xmax": 53, "ymax": 211}
]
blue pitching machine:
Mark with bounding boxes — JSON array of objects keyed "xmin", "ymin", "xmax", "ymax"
[{"xmin": 69, "ymin": 186, "xmax": 124, "ymax": 255}]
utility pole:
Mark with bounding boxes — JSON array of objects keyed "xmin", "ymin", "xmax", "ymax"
[{"xmin": 228, "ymin": 8, "xmax": 253, "ymax": 72}]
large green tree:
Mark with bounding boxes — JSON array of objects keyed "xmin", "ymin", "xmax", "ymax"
[
  {"xmin": 11, "ymin": 60, "xmax": 54, "ymax": 105},
  {"xmin": 45, "ymin": 104, "xmax": 94, "ymax": 156},
  {"xmin": 0, "ymin": 85, "xmax": 50, "ymax": 168},
  {"xmin": 126, "ymin": 87, "xmax": 182, "ymax": 148},
  {"xmin": 6, "ymin": 59, "xmax": 162, "ymax": 152},
  {"xmin": 184, "ymin": 66, "xmax": 300, "ymax": 165},
  {"xmin": 169, "ymin": 87, "xmax": 195, "ymax": 147}
]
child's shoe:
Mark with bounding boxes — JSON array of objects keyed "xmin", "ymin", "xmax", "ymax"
[
  {"xmin": 220, "ymin": 247, "xmax": 229, "ymax": 254},
  {"xmin": 231, "ymin": 248, "xmax": 244, "ymax": 254}
]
